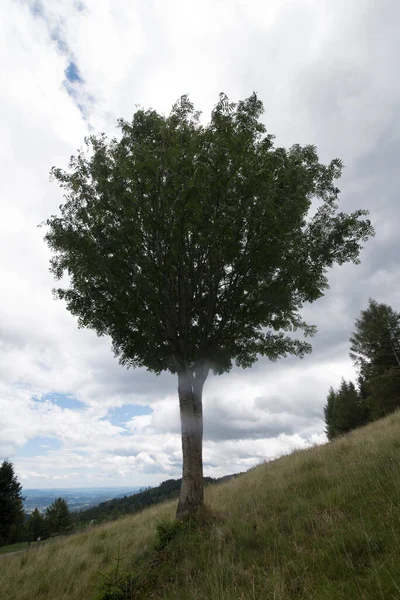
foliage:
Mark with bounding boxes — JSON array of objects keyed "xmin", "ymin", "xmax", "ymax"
[
  {"xmin": 350, "ymin": 298, "xmax": 400, "ymax": 380},
  {"xmin": 365, "ymin": 366, "xmax": 400, "ymax": 419},
  {"xmin": 42, "ymin": 92, "xmax": 373, "ymax": 378},
  {"xmin": 154, "ymin": 518, "xmax": 184, "ymax": 552},
  {"xmin": 42, "ymin": 91, "xmax": 373, "ymax": 516},
  {"xmin": 45, "ymin": 497, "xmax": 73, "ymax": 534},
  {"xmin": 28, "ymin": 508, "xmax": 47, "ymax": 541},
  {"xmin": 93, "ymin": 543, "xmax": 133, "ymax": 600},
  {"xmin": 324, "ymin": 379, "xmax": 369, "ymax": 440},
  {"xmin": 325, "ymin": 300, "xmax": 400, "ymax": 440},
  {"xmin": 0, "ymin": 460, "xmax": 25, "ymax": 546},
  {"xmin": 348, "ymin": 299, "xmax": 400, "ymax": 422}
]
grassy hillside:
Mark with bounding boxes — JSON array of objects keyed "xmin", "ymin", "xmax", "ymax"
[
  {"xmin": 75, "ymin": 475, "xmax": 239, "ymax": 524},
  {"xmin": 2, "ymin": 412, "xmax": 400, "ymax": 600}
]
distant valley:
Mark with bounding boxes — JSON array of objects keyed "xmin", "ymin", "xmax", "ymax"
[{"xmin": 23, "ymin": 487, "xmax": 142, "ymax": 513}]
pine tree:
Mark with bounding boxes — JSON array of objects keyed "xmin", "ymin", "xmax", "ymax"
[
  {"xmin": 365, "ymin": 367, "xmax": 400, "ymax": 419},
  {"xmin": 350, "ymin": 300, "xmax": 400, "ymax": 420},
  {"xmin": 350, "ymin": 299, "xmax": 400, "ymax": 380},
  {"xmin": 324, "ymin": 387, "xmax": 339, "ymax": 440},
  {"xmin": 324, "ymin": 379, "xmax": 369, "ymax": 440},
  {"xmin": 28, "ymin": 508, "xmax": 46, "ymax": 541},
  {"xmin": 0, "ymin": 460, "xmax": 25, "ymax": 545},
  {"xmin": 45, "ymin": 498, "xmax": 73, "ymax": 534}
]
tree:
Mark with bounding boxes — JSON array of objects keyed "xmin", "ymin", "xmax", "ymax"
[
  {"xmin": 324, "ymin": 387, "xmax": 339, "ymax": 440},
  {"xmin": 364, "ymin": 367, "xmax": 400, "ymax": 419},
  {"xmin": 28, "ymin": 508, "xmax": 47, "ymax": 541},
  {"xmin": 324, "ymin": 379, "xmax": 369, "ymax": 440},
  {"xmin": 42, "ymin": 93, "xmax": 374, "ymax": 518},
  {"xmin": 350, "ymin": 299, "xmax": 400, "ymax": 380},
  {"xmin": 0, "ymin": 460, "xmax": 25, "ymax": 545},
  {"xmin": 45, "ymin": 498, "xmax": 73, "ymax": 534},
  {"xmin": 350, "ymin": 300, "xmax": 400, "ymax": 420}
]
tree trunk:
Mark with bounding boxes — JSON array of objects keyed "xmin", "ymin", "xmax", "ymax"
[{"xmin": 176, "ymin": 364, "xmax": 208, "ymax": 519}]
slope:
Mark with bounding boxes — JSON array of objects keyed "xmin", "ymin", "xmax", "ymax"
[
  {"xmin": 1, "ymin": 411, "xmax": 400, "ymax": 600},
  {"xmin": 75, "ymin": 475, "xmax": 238, "ymax": 524}
]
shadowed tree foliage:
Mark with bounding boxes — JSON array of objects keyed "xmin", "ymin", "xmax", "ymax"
[
  {"xmin": 45, "ymin": 497, "xmax": 73, "ymax": 534},
  {"xmin": 0, "ymin": 460, "xmax": 25, "ymax": 545},
  {"xmin": 325, "ymin": 301, "xmax": 400, "ymax": 440},
  {"xmin": 364, "ymin": 367, "xmax": 400, "ymax": 420},
  {"xmin": 28, "ymin": 508, "xmax": 47, "ymax": 541},
  {"xmin": 350, "ymin": 299, "xmax": 400, "ymax": 420},
  {"xmin": 350, "ymin": 299, "xmax": 400, "ymax": 379},
  {"xmin": 324, "ymin": 379, "xmax": 369, "ymax": 440},
  {"xmin": 42, "ymin": 93, "xmax": 374, "ymax": 518}
]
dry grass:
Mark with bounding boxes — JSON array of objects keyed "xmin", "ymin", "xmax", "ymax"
[
  {"xmin": 0, "ymin": 502, "xmax": 175, "ymax": 600},
  {"xmin": 2, "ymin": 411, "xmax": 400, "ymax": 599}
]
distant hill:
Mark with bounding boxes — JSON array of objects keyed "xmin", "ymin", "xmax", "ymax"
[
  {"xmin": 75, "ymin": 474, "xmax": 238, "ymax": 523},
  {"xmin": 23, "ymin": 487, "xmax": 141, "ymax": 514}
]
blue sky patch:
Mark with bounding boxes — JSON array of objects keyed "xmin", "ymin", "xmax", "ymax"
[
  {"xmin": 65, "ymin": 61, "xmax": 84, "ymax": 84},
  {"xmin": 26, "ymin": 0, "xmax": 91, "ymax": 122},
  {"xmin": 106, "ymin": 405, "xmax": 152, "ymax": 427},
  {"xmin": 51, "ymin": 30, "xmax": 68, "ymax": 55},
  {"xmin": 35, "ymin": 392, "xmax": 85, "ymax": 410},
  {"xmin": 17, "ymin": 436, "xmax": 62, "ymax": 458}
]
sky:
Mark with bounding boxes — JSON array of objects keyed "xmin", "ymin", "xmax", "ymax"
[{"xmin": 0, "ymin": 0, "xmax": 399, "ymax": 489}]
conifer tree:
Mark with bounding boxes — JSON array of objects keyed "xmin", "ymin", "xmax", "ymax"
[
  {"xmin": 350, "ymin": 299, "xmax": 400, "ymax": 380},
  {"xmin": 324, "ymin": 379, "xmax": 369, "ymax": 440},
  {"xmin": 28, "ymin": 508, "xmax": 46, "ymax": 541},
  {"xmin": 0, "ymin": 460, "xmax": 25, "ymax": 545},
  {"xmin": 350, "ymin": 300, "xmax": 400, "ymax": 420},
  {"xmin": 365, "ymin": 367, "xmax": 400, "ymax": 419},
  {"xmin": 45, "ymin": 498, "xmax": 73, "ymax": 534}
]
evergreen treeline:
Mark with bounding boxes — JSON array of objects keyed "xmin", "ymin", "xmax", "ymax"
[
  {"xmin": 0, "ymin": 460, "xmax": 74, "ymax": 547},
  {"xmin": 324, "ymin": 299, "xmax": 400, "ymax": 440},
  {"xmin": 26, "ymin": 497, "xmax": 73, "ymax": 540}
]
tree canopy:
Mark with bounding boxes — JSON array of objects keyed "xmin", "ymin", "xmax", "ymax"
[
  {"xmin": 350, "ymin": 299, "xmax": 400, "ymax": 380},
  {"xmin": 324, "ymin": 379, "xmax": 369, "ymax": 440},
  {"xmin": 324, "ymin": 300, "xmax": 400, "ymax": 440},
  {"xmin": 45, "ymin": 497, "xmax": 73, "ymax": 534},
  {"xmin": 350, "ymin": 299, "xmax": 400, "ymax": 419},
  {"xmin": 43, "ymin": 93, "xmax": 373, "ymax": 377},
  {"xmin": 28, "ymin": 508, "xmax": 46, "ymax": 541}
]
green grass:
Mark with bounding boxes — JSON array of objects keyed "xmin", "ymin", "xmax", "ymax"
[
  {"xmin": 0, "ymin": 541, "xmax": 30, "ymax": 556},
  {"xmin": 2, "ymin": 411, "xmax": 400, "ymax": 599}
]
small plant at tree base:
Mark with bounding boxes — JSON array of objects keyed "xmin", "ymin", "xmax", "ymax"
[
  {"xmin": 155, "ymin": 505, "xmax": 217, "ymax": 552},
  {"xmin": 154, "ymin": 519, "xmax": 185, "ymax": 552},
  {"xmin": 93, "ymin": 543, "xmax": 133, "ymax": 600}
]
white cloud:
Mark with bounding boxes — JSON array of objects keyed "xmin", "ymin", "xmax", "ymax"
[{"xmin": 0, "ymin": 0, "xmax": 399, "ymax": 489}]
